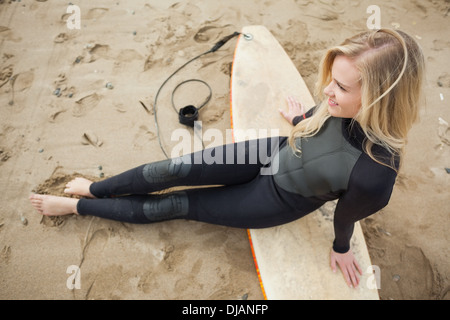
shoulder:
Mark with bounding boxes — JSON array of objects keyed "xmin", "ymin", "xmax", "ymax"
[
  {"xmin": 345, "ymin": 118, "xmax": 400, "ymax": 174},
  {"xmin": 350, "ymin": 152, "xmax": 398, "ymax": 197}
]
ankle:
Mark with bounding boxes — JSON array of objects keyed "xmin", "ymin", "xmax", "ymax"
[{"xmin": 70, "ymin": 198, "xmax": 80, "ymax": 215}]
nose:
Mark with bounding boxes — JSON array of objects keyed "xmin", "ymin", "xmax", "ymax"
[{"xmin": 323, "ymin": 81, "xmax": 334, "ymax": 97}]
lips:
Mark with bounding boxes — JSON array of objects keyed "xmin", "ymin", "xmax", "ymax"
[{"xmin": 328, "ymin": 98, "xmax": 339, "ymax": 107}]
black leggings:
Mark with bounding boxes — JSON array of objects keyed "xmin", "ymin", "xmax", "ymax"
[{"xmin": 77, "ymin": 137, "xmax": 321, "ymax": 228}]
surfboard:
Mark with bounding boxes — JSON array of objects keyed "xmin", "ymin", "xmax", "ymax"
[{"xmin": 230, "ymin": 25, "xmax": 379, "ymax": 300}]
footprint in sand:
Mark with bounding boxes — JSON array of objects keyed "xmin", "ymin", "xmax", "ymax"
[
  {"xmin": 54, "ymin": 33, "xmax": 69, "ymax": 44},
  {"xmin": 170, "ymin": 2, "xmax": 201, "ymax": 18},
  {"xmin": 87, "ymin": 44, "xmax": 111, "ymax": 62},
  {"xmin": 137, "ymin": 269, "xmax": 160, "ymax": 294},
  {"xmin": 438, "ymin": 73, "xmax": 450, "ymax": 88},
  {"xmin": 74, "ymin": 44, "xmax": 112, "ymax": 64},
  {"xmin": 0, "ymin": 126, "xmax": 23, "ymax": 162},
  {"xmin": 0, "ymin": 245, "xmax": 11, "ymax": 264},
  {"xmin": 81, "ymin": 130, "xmax": 103, "ymax": 148},
  {"xmin": 0, "ymin": 26, "xmax": 21, "ymax": 43},
  {"xmin": 220, "ymin": 61, "xmax": 232, "ymax": 76},
  {"xmin": 0, "ymin": 147, "xmax": 12, "ymax": 165},
  {"xmin": 1, "ymin": 69, "xmax": 35, "ymax": 109},
  {"xmin": 432, "ymin": 39, "xmax": 450, "ymax": 51},
  {"xmin": 72, "ymin": 93, "xmax": 100, "ymax": 117},
  {"xmin": 200, "ymin": 97, "xmax": 227, "ymax": 124},
  {"xmin": 116, "ymin": 49, "xmax": 143, "ymax": 62},
  {"xmin": 143, "ymin": 47, "xmax": 158, "ymax": 71},
  {"xmin": 13, "ymin": 69, "xmax": 35, "ymax": 92},
  {"xmin": 194, "ymin": 25, "xmax": 222, "ymax": 43},
  {"xmin": 397, "ymin": 245, "xmax": 436, "ymax": 299},
  {"xmin": 113, "ymin": 49, "xmax": 144, "ymax": 74},
  {"xmin": 133, "ymin": 125, "xmax": 156, "ymax": 150},
  {"xmin": 85, "ymin": 8, "xmax": 109, "ymax": 20},
  {"xmin": 52, "ymin": 73, "xmax": 76, "ymax": 99},
  {"xmin": 0, "ymin": 65, "xmax": 13, "ymax": 89}
]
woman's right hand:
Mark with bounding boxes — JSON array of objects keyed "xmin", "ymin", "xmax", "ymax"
[
  {"xmin": 279, "ymin": 96, "xmax": 305, "ymax": 125},
  {"xmin": 330, "ymin": 248, "xmax": 363, "ymax": 288}
]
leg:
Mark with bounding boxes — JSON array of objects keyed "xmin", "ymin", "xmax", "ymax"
[
  {"xmin": 185, "ymin": 175, "xmax": 317, "ymax": 228},
  {"xmin": 39, "ymin": 137, "xmax": 290, "ymax": 223},
  {"xmin": 76, "ymin": 170, "xmax": 319, "ymax": 228},
  {"xmin": 87, "ymin": 137, "xmax": 284, "ymax": 198},
  {"xmin": 77, "ymin": 192, "xmax": 189, "ymax": 224}
]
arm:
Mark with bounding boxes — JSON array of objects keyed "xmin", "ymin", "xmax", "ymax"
[{"xmin": 331, "ymin": 153, "xmax": 398, "ymax": 287}]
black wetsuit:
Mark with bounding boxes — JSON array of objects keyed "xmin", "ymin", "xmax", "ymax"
[{"xmin": 77, "ymin": 110, "xmax": 398, "ymax": 253}]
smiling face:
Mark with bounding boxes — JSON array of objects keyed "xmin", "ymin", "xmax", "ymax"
[{"xmin": 323, "ymin": 55, "xmax": 362, "ymax": 119}]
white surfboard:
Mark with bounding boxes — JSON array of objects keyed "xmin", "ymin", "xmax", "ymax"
[{"xmin": 230, "ymin": 25, "xmax": 379, "ymax": 300}]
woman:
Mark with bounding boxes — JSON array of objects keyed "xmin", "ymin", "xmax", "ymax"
[{"xmin": 29, "ymin": 29, "xmax": 425, "ymax": 289}]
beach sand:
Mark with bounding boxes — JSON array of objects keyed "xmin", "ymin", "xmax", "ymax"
[{"xmin": 0, "ymin": 0, "xmax": 448, "ymax": 300}]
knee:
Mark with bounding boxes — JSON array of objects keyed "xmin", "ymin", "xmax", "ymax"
[
  {"xmin": 142, "ymin": 156, "xmax": 191, "ymax": 184},
  {"xmin": 142, "ymin": 192, "xmax": 189, "ymax": 222}
]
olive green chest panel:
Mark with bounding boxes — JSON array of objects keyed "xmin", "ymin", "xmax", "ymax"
[{"xmin": 273, "ymin": 118, "xmax": 362, "ymax": 197}]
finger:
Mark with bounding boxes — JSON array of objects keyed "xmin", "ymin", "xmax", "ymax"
[
  {"xmin": 330, "ymin": 250, "xmax": 337, "ymax": 272},
  {"xmin": 291, "ymin": 97, "xmax": 305, "ymax": 115},
  {"xmin": 344, "ymin": 265, "xmax": 357, "ymax": 288},
  {"xmin": 279, "ymin": 109, "xmax": 292, "ymax": 124},
  {"xmin": 286, "ymin": 96, "xmax": 293, "ymax": 105},
  {"xmin": 300, "ymin": 101, "xmax": 305, "ymax": 114},
  {"xmin": 348, "ymin": 265, "xmax": 360, "ymax": 288},
  {"xmin": 330, "ymin": 256, "xmax": 337, "ymax": 273},
  {"xmin": 342, "ymin": 268, "xmax": 352, "ymax": 288},
  {"xmin": 287, "ymin": 96, "xmax": 297, "ymax": 106},
  {"xmin": 354, "ymin": 259, "xmax": 363, "ymax": 276},
  {"xmin": 286, "ymin": 97, "xmax": 295, "ymax": 111},
  {"xmin": 278, "ymin": 109, "xmax": 288, "ymax": 120}
]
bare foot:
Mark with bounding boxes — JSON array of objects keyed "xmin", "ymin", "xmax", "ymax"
[
  {"xmin": 29, "ymin": 194, "xmax": 79, "ymax": 216},
  {"xmin": 64, "ymin": 177, "xmax": 95, "ymax": 198}
]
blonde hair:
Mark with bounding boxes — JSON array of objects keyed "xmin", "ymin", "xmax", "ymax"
[{"xmin": 289, "ymin": 29, "xmax": 425, "ymax": 171}]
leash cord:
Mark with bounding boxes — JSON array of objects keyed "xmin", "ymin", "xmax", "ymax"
[{"xmin": 152, "ymin": 32, "xmax": 241, "ymax": 159}]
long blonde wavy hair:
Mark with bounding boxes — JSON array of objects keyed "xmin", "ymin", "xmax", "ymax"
[{"xmin": 289, "ymin": 29, "xmax": 425, "ymax": 171}]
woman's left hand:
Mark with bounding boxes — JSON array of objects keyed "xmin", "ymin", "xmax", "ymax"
[
  {"xmin": 330, "ymin": 248, "xmax": 363, "ymax": 288},
  {"xmin": 279, "ymin": 96, "xmax": 305, "ymax": 124}
]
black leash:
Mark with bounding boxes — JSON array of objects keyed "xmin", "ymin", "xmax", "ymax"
[
  {"xmin": 149, "ymin": 31, "xmax": 241, "ymax": 159},
  {"xmin": 172, "ymin": 79, "xmax": 212, "ymax": 127}
]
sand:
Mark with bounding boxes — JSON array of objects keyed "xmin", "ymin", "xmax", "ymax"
[{"xmin": 0, "ymin": 0, "xmax": 448, "ymax": 300}]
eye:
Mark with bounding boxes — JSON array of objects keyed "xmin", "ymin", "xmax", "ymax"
[{"xmin": 336, "ymin": 82, "xmax": 346, "ymax": 92}]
